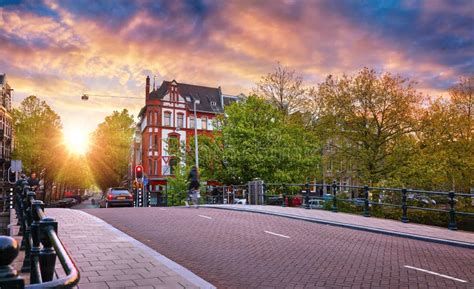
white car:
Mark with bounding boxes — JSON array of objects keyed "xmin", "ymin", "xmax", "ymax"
[
  {"xmin": 234, "ymin": 198, "xmax": 247, "ymax": 205},
  {"xmin": 308, "ymin": 199, "xmax": 324, "ymax": 209}
]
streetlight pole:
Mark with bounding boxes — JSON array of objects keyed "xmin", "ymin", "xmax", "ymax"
[{"xmin": 193, "ymin": 100, "xmax": 200, "ymax": 169}]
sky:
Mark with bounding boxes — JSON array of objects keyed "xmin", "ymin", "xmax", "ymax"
[{"xmin": 1, "ymin": 0, "xmax": 473, "ymax": 135}]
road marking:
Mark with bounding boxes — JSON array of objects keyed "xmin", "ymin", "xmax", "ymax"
[
  {"xmin": 198, "ymin": 215, "xmax": 213, "ymax": 220},
  {"xmin": 264, "ymin": 230, "xmax": 290, "ymax": 239},
  {"xmin": 404, "ymin": 265, "xmax": 467, "ymax": 283}
]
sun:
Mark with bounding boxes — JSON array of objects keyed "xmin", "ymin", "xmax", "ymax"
[{"xmin": 63, "ymin": 128, "xmax": 90, "ymax": 155}]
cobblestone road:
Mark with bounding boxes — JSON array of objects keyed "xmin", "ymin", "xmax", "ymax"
[{"xmin": 85, "ymin": 207, "xmax": 474, "ymax": 289}]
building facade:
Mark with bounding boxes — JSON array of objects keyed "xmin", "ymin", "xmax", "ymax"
[
  {"xmin": 0, "ymin": 74, "xmax": 14, "ymax": 197},
  {"xmin": 130, "ymin": 77, "xmax": 239, "ymax": 204}
]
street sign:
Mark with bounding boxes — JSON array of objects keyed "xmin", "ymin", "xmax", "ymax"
[
  {"xmin": 11, "ymin": 160, "xmax": 22, "ymax": 172},
  {"xmin": 143, "ymin": 177, "xmax": 149, "ymax": 186}
]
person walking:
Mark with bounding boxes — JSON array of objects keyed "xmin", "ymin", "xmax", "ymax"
[{"xmin": 186, "ymin": 166, "xmax": 200, "ymax": 208}]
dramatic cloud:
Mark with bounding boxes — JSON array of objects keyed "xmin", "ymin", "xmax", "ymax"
[{"xmin": 0, "ymin": 0, "xmax": 472, "ymax": 133}]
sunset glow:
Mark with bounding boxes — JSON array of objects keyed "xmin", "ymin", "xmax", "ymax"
[
  {"xmin": 1, "ymin": 1, "xmax": 472, "ymax": 133},
  {"xmin": 63, "ymin": 128, "xmax": 89, "ymax": 155}
]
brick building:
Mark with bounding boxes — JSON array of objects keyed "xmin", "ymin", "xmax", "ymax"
[
  {"xmin": 0, "ymin": 74, "xmax": 14, "ymax": 197},
  {"xmin": 130, "ymin": 77, "xmax": 240, "ymax": 204}
]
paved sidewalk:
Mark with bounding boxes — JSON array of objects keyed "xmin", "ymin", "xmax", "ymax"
[
  {"xmin": 203, "ymin": 204, "xmax": 474, "ymax": 248},
  {"xmin": 46, "ymin": 208, "xmax": 215, "ymax": 289}
]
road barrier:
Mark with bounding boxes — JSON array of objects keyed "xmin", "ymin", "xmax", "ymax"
[{"xmin": 0, "ymin": 183, "xmax": 80, "ymax": 288}]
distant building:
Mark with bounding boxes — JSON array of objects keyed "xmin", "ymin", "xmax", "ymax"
[
  {"xmin": 129, "ymin": 77, "xmax": 240, "ymax": 205},
  {"xmin": 0, "ymin": 74, "xmax": 14, "ymax": 196}
]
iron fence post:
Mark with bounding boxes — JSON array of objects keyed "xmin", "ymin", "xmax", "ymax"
[
  {"xmin": 39, "ymin": 217, "xmax": 58, "ymax": 282},
  {"xmin": 401, "ymin": 189, "xmax": 408, "ymax": 223},
  {"xmin": 21, "ymin": 191, "xmax": 35, "ymax": 273},
  {"xmin": 448, "ymin": 191, "xmax": 457, "ymax": 230},
  {"xmin": 332, "ymin": 181, "xmax": 338, "ymax": 212},
  {"xmin": 0, "ymin": 236, "xmax": 25, "ymax": 289},
  {"xmin": 281, "ymin": 184, "xmax": 286, "ymax": 207},
  {"xmin": 305, "ymin": 183, "xmax": 310, "ymax": 209},
  {"xmin": 363, "ymin": 185, "xmax": 370, "ymax": 217},
  {"xmin": 29, "ymin": 200, "xmax": 43, "ymax": 284}
]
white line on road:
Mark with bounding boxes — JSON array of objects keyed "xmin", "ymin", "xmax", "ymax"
[
  {"xmin": 198, "ymin": 215, "xmax": 213, "ymax": 220},
  {"xmin": 264, "ymin": 230, "xmax": 290, "ymax": 239},
  {"xmin": 404, "ymin": 265, "xmax": 467, "ymax": 283}
]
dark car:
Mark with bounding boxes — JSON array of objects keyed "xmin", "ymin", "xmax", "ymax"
[{"xmin": 99, "ymin": 188, "xmax": 133, "ymax": 208}]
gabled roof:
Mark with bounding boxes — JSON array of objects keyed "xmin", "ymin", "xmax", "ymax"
[{"xmin": 149, "ymin": 80, "xmax": 225, "ymax": 113}]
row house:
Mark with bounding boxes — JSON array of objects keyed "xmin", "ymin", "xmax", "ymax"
[
  {"xmin": 0, "ymin": 74, "xmax": 14, "ymax": 195},
  {"xmin": 130, "ymin": 77, "xmax": 240, "ymax": 204}
]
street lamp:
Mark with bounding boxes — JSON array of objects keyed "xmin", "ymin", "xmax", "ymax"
[{"xmin": 186, "ymin": 96, "xmax": 200, "ymax": 169}]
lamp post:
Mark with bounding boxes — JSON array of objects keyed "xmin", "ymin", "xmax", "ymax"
[{"xmin": 186, "ymin": 97, "xmax": 201, "ymax": 169}]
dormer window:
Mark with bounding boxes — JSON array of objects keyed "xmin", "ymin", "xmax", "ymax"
[{"xmin": 211, "ymin": 101, "xmax": 217, "ymax": 106}]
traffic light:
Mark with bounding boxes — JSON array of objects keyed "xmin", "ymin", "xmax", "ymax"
[{"xmin": 135, "ymin": 165, "xmax": 143, "ymax": 179}]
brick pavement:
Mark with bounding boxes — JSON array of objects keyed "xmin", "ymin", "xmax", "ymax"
[
  {"xmin": 86, "ymin": 207, "xmax": 474, "ymax": 289},
  {"xmin": 46, "ymin": 208, "xmax": 215, "ymax": 289},
  {"xmin": 203, "ymin": 204, "xmax": 474, "ymax": 248}
]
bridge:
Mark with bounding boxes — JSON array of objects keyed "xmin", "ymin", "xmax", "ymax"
[{"xmin": 1, "ymin": 182, "xmax": 473, "ymax": 289}]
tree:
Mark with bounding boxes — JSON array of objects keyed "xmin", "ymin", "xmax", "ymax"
[
  {"xmin": 217, "ymin": 95, "xmax": 320, "ymax": 183},
  {"xmin": 313, "ymin": 68, "xmax": 423, "ymax": 184},
  {"xmin": 254, "ymin": 63, "xmax": 307, "ymax": 115},
  {"xmin": 87, "ymin": 109, "xmax": 135, "ymax": 191},
  {"xmin": 12, "ymin": 95, "xmax": 65, "ymax": 193},
  {"xmin": 400, "ymin": 77, "xmax": 474, "ymax": 192}
]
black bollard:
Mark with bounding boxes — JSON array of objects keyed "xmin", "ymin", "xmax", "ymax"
[
  {"xmin": 39, "ymin": 217, "xmax": 58, "ymax": 282},
  {"xmin": 30, "ymin": 200, "xmax": 44, "ymax": 284},
  {"xmin": 0, "ymin": 236, "xmax": 25, "ymax": 289}
]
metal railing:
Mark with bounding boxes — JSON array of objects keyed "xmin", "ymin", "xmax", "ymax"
[
  {"xmin": 0, "ymin": 182, "xmax": 80, "ymax": 288},
  {"xmin": 197, "ymin": 181, "xmax": 474, "ymax": 231}
]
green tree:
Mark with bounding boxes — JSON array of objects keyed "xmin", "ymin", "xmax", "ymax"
[
  {"xmin": 87, "ymin": 109, "xmax": 135, "ymax": 191},
  {"xmin": 313, "ymin": 68, "xmax": 423, "ymax": 184},
  {"xmin": 218, "ymin": 95, "xmax": 320, "ymax": 183},
  {"xmin": 12, "ymin": 95, "xmax": 65, "ymax": 193}
]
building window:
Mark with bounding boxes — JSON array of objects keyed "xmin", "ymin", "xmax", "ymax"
[
  {"xmin": 201, "ymin": 117, "xmax": 207, "ymax": 130},
  {"xmin": 177, "ymin": 113, "xmax": 184, "ymax": 128},
  {"xmin": 154, "ymin": 159, "xmax": 158, "ymax": 175},
  {"xmin": 149, "ymin": 134, "xmax": 152, "ymax": 149},
  {"xmin": 189, "ymin": 116, "xmax": 195, "ymax": 128},
  {"xmin": 164, "ymin": 111, "xmax": 172, "ymax": 127},
  {"xmin": 148, "ymin": 158, "xmax": 153, "ymax": 175},
  {"xmin": 170, "ymin": 158, "xmax": 177, "ymax": 175},
  {"xmin": 154, "ymin": 134, "xmax": 158, "ymax": 149},
  {"xmin": 154, "ymin": 112, "xmax": 158, "ymax": 125}
]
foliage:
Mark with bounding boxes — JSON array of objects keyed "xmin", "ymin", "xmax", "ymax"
[
  {"xmin": 12, "ymin": 95, "xmax": 65, "ymax": 189},
  {"xmin": 87, "ymin": 109, "xmax": 134, "ymax": 191},
  {"xmin": 219, "ymin": 95, "xmax": 321, "ymax": 183},
  {"xmin": 392, "ymin": 77, "xmax": 473, "ymax": 192},
  {"xmin": 313, "ymin": 68, "xmax": 424, "ymax": 184}
]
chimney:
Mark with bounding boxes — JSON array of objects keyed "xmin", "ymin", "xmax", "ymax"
[
  {"xmin": 145, "ymin": 76, "xmax": 150, "ymax": 99},
  {"xmin": 218, "ymin": 86, "xmax": 224, "ymax": 110}
]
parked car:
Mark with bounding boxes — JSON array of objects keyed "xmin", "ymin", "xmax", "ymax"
[
  {"xmin": 57, "ymin": 198, "xmax": 78, "ymax": 208},
  {"xmin": 308, "ymin": 199, "xmax": 324, "ymax": 209},
  {"xmin": 234, "ymin": 198, "xmax": 247, "ymax": 205},
  {"xmin": 99, "ymin": 188, "xmax": 134, "ymax": 208}
]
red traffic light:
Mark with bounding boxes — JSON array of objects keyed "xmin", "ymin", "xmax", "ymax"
[{"xmin": 135, "ymin": 165, "xmax": 143, "ymax": 179}]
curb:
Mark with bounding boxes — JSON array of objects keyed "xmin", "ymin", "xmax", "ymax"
[
  {"xmin": 203, "ymin": 205, "xmax": 474, "ymax": 249},
  {"xmin": 75, "ymin": 210, "xmax": 216, "ymax": 289}
]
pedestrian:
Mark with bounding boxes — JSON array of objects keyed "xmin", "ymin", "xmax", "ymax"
[
  {"xmin": 28, "ymin": 172, "xmax": 42, "ymax": 200},
  {"xmin": 186, "ymin": 166, "xmax": 200, "ymax": 208}
]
